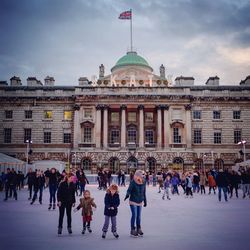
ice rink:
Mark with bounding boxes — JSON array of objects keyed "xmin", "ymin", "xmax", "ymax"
[{"xmin": 1, "ymin": 185, "xmax": 250, "ymax": 250}]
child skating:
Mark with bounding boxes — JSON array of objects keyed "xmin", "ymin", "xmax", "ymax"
[
  {"xmin": 162, "ymin": 175, "xmax": 171, "ymax": 200},
  {"xmin": 102, "ymin": 184, "xmax": 120, "ymax": 239},
  {"xmin": 74, "ymin": 190, "xmax": 97, "ymax": 234}
]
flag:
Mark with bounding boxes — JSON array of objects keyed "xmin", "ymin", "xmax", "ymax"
[{"xmin": 119, "ymin": 10, "xmax": 132, "ymax": 20}]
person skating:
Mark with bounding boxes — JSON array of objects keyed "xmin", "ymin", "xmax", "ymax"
[
  {"xmin": 4, "ymin": 168, "xmax": 17, "ymax": 201},
  {"xmin": 78, "ymin": 171, "xmax": 89, "ymax": 196},
  {"xmin": 102, "ymin": 184, "xmax": 120, "ymax": 239},
  {"xmin": 185, "ymin": 173, "xmax": 193, "ymax": 198},
  {"xmin": 215, "ymin": 169, "xmax": 229, "ymax": 202},
  {"xmin": 124, "ymin": 170, "xmax": 147, "ymax": 237},
  {"xmin": 162, "ymin": 175, "xmax": 171, "ymax": 200},
  {"xmin": 229, "ymin": 170, "xmax": 240, "ymax": 198},
  {"xmin": 157, "ymin": 176, "xmax": 164, "ymax": 193},
  {"xmin": 208, "ymin": 172, "xmax": 216, "ymax": 194},
  {"xmin": 30, "ymin": 171, "xmax": 45, "ymax": 205},
  {"xmin": 48, "ymin": 168, "xmax": 58, "ymax": 210},
  {"xmin": 25, "ymin": 168, "xmax": 35, "ymax": 200},
  {"xmin": 171, "ymin": 173, "xmax": 179, "ymax": 195},
  {"xmin": 200, "ymin": 172, "xmax": 207, "ymax": 195},
  {"xmin": 57, "ymin": 174, "xmax": 76, "ymax": 235},
  {"xmin": 74, "ymin": 190, "xmax": 96, "ymax": 235}
]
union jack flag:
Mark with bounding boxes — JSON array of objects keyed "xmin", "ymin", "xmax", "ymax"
[{"xmin": 119, "ymin": 10, "xmax": 132, "ymax": 19}]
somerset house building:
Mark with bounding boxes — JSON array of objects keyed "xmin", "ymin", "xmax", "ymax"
[{"xmin": 0, "ymin": 51, "xmax": 250, "ymax": 174}]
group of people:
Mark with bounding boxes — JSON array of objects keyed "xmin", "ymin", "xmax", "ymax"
[{"xmin": 156, "ymin": 168, "xmax": 250, "ymax": 202}]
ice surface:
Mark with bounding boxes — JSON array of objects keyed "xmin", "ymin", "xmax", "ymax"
[{"xmin": 0, "ymin": 185, "xmax": 249, "ymax": 250}]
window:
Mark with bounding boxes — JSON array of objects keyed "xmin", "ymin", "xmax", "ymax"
[
  {"xmin": 214, "ymin": 131, "xmax": 222, "ymax": 144},
  {"xmin": 83, "ymin": 127, "xmax": 92, "ymax": 143},
  {"xmin": 173, "ymin": 127, "xmax": 181, "ymax": 143},
  {"xmin": 44, "ymin": 131, "xmax": 51, "ymax": 143},
  {"xmin": 145, "ymin": 130, "xmax": 154, "ymax": 144},
  {"xmin": 193, "ymin": 110, "xmax": 201, "ymax": 120},
  {"xmin": 213, "ymin": 111, "xmax": 221, "ymax": 119},
  {"xmin": 25, "ymin": 110, "xmax": 32, "ymax": 119},
  {"xmin": 64, "ymin": 111, "xmax": 72, "ymax": 120},
  {"xmin": 4, "ymin": 128, "xmax": 12, "ymax": 143},
  {"xmin": 128, "ymin": 129, "xmax": 137, "ymax": 143},
  {"xmin": 63, "ymin": 133, "xmax": 71, "ymax": 143},
  {"xmin": 5, "ymin": 110, "xmax": 13, "ymax": 119},
  {"xmin": 84, "ymin": 108, "xmax": 92, "ymax": 119},
  {"xmin": 193, "ymin": 129, "xmax": 202, "ymax": 144},
  {"xmin": 233, "ymin": 110, "xmax": 241, "ymax": 120},
  {"xmin": 145, "ymin": 112, "xmax": 154, "ymax": 122},
  {"xmin": 82, "ymin": 158, "xmax": 91, "ymax": 172},
  {"xmin": 24, "ymin": 128, "xmax": 32, "ymax": 143},
  {"xmin": 128, "ymin": 112, "xmax": 137, "ymax": 122},
  {"xmin": 110, "ymin": 130, "xmax": 120, "ymax": 144},
  {"xmin": 111, "ymin": 112, "xmax": 119, "ymax": 122},
  {"xmin": 44, "ymin": 111, "xmax": 52, "ymax": 119},
  {"xmin": 234, "ymin": 130, "xmax": 241, "ymax": 144}
]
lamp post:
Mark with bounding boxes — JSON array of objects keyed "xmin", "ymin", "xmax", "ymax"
[
  {"xmin": 238, "ymin": 140, "xmax": 247, "ymax": 162},
  {"xmin": 203, "ymin": 154, "xmax": 208, "ymax": 174},
  {"xmin": 25, "ymin": 139, "xmax": 32, "ymax": 173},
  {"xmin": 74, "ymin": 152, "xmax": 77, "ymax": 170}
]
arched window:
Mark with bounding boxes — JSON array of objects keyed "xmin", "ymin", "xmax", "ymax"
[
  {"xmin": 146, "ymin": 157, "xmax": 156, "ymax": 174},
  {"xmin": 82, "ymin": 158, "xmax": 92, "ymax": 173},
  {"xmin": 215, "ymin": 159, "xmax": 224, "ymax": 170},
  {"xmin": 109, "ymin": 157, "xmax": 120, "ymax": 174},
  {"xmin": 127, "ymin": 156, "xmax": 138, "ymax": 171}
]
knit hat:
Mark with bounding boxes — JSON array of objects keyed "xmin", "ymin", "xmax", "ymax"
[{"xmin": 134, "ymin": 170, "xmax": 144, "ymax": 179}]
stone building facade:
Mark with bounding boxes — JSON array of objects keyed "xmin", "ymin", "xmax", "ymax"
[{"xmin": 0, "ymin": 51, "xmax": 250, "ymax": 173}]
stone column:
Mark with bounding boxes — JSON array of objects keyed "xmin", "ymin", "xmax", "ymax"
[
  {"xmin": 73, "ymin": 105, "xmax": 80, "ymax": 148},
  {"xmin": 163, "ymin": 105, "xmax": 170, "ymax": 149},
  {"xmin": 157, "ymin": 105, "xmax": 162, "ymax": 148},
  {"xmin": 138, "ymin": 105, "xmax": 144, "ymax": 148},
  {"xmin": 121, "ymin": 105, "xmax": 127, "ymax": 148},
  {"xmin": 95, "ymin": 105, "xmax": 102, "ymax": 148},
  {"xmin": 185, "ymin": 104, "xmax": 192, "ymax": 149},
  {"xmin": 103, "ymin": 105, "xmax": 109, "ymax": 148}
]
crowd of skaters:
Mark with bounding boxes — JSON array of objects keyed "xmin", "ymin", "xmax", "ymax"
[{"xmin": 1, "ymin": 165, "xmax": 250, "ymax": 238}]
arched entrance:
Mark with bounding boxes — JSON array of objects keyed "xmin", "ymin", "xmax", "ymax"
[
  {"xmin": 108, "ymin": 157, "xmax": 120, "ymax": 174},
  {"xmin": 146, "ymin": 157, "xmax": 156, "ymax": 174},
  {"xmin": 215, "ymin": 159, "xmax": 224, "ymax": 170},
  {"xmin": 127, "ymin": 156, "xmax": 138, "ymax": 174},
  {"xmin": 172, "ymin": 157, "xmax": 184, "ymax": 171},
  {"xmin": 194, "ymin": 158, "xmax": 203, "ymax": 171},
  {"xmin": 82, "ymin": 157, "xmax": 92, "ymax": 174}
]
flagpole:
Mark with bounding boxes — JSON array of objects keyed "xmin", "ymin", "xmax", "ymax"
[{"xmin": 130, "ymin": 9, "xmax": 133, "ymax": 52}]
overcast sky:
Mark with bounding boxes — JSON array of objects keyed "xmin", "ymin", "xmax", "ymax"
[{"xmin": 0, "ymin": 0, "xmax": 250, "ymax": 85}]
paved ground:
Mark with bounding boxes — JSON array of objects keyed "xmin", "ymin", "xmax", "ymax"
[{"xmin": 0, "ymin": 185, "xmax": 250, "ymax": 250}]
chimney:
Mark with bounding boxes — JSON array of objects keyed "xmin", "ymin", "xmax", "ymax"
[
  {"xmin": 27, "ymin": 77, "xmax": 43, "ymax": 86},
  {"xmin": 205, "ymin": 76, "xmax": 220, "ymax": 86},
  {"xmin": 10, "ymin": 76, "xmax": 22, "ymax": 86},
  {"xmin": 44, "ymin": 76, "xmax": 55, "ymax": 86},
  {"xmin": 175, "ymin": 76, "xmax": 194, "ymax": 86},
  {"xmin": 78, "ymin": 77, "xmax": 89, "ymax": 86}
]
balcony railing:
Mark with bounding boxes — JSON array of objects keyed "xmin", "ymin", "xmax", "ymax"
[
  {"xmin": 78, "ymin": 142, "xmax": 96, "ymax": 148},
  {"xmin": 108, "ymin": 142, "xmax": 121, "ymax": 148},
  {"xmin": 145, "ymin": 143, "xmax": 156, "ymax": 148},
  {"xmin": 169, "ymin": 143, "xmax": 186, "ymax": 148}
]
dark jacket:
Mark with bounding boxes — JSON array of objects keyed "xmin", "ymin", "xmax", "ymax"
[
  {"xmin": 104, "ymin": 192, "xmax": 120, "ymax": 217},
  {"xmin": 126, "ymin": 180, "xmax": 147, "ymax": 205},
  {"xmin": 33, "ymin": 175, "xmax": 45, "ymax": 189},
  {"xmin": 25, "ymin": 172, "xmax": 35, "ymax": 185},
  {"xmin": 57, "ymin": 181, "xmax": 76, "ymax": 204},
  {"xmin": 216, "ymin": 172, "xmax": 228, "ymax": 187},
  {"xmin": 48, "ymin": 172, "xmax": 58, "ymax": 185}
]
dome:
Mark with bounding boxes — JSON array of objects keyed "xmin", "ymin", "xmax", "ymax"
[{"xmin": 111, "ymin": 51, "xmax": 153, "ymax": 72}]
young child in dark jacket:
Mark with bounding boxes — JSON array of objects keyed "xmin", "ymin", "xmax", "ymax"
[
  {"xmin": 102, "ymin": 184, "xmax": 120, "ymax": 239},
  {"xmin": 74, "ymin": 190, "xmax": 97, "ymax": 234}
]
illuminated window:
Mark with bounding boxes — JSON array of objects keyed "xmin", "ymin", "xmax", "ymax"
[
  {"xmin": 44, "ymin": 111, "xmax": 52, "ymax": 119},
  {"xmin": 128, "ymin": 112, "xmax": 137, "ymax": 122},
  {"xmin": 64, "ymin": 111, "xmax": 72, "ymax": 120},
  {"xmin": 111, "ymin": 112, "xmax": 119, "ymax": 122}
]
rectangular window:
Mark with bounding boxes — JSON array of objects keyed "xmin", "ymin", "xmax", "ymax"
[
  {"xmin": 5, "ymin": 110, "xmax": 13, "ymax": 119},
  {"xmin": 4, "ymin": 128, "xmax": 12, "ymax": 143},
  {"xmin": 233, "ymin": 110, "xmax": 241, "ymax": 120},
  {"xmin": 44, "ymin": 131, "xmax": 51, "ymax": 143},
  {"xmin": 234, "ymin": 130, "xmax": 241, "ymax": 144},
  {"xmin": 173, "ymin": 128, "xmax": 181, "ymax": 143},
  {"xmin": 110, "ymin": 130, "xmax": 120, "ymax": 144},
  {"xmin": 214, "ymin": 131, "xmax": 222, "ymax": 144},
  {"xmin": 63, "ymin": 133, "xmax": 71, "ymax": 143},
  {"xmin": 128, "ymin": 129, "xmax": 137, "ymax": 143},
  {"xmin": 111, "ymin": 112, "xmax": 119, "ymax": 122},
  {"xmin": 83, "ymin": 127, "xmax": 92, "ymax": 143},
  {"xmin": 145, "ymin": 130, "xmax": 154, "ymax": 144},
  {"xmin": 193, "ymin": 110, "xmax": 201, "ymax": 120},
  {"xmin": 213, "ymin": 111, "xmax": 221, "ymax": 119},
  {"xmin": 44, "ymin": 111, "xmax": 52, "ymax": 119},
  {"xmin": 64, "ymin": 111, "xmax": 72, "ymax": 120},
  {"xmin": 194, "ymin": 129, "xmax": 202, "ymax": 144},
  {"xmin": 84, "ymin": 108, "xmax": 93, "ymax": 119},
  {"xmin": 24, "ymin": 128, "xmax": 32, "ymax": 143},
  {"xmin": 25, "ymin": 110, "xmax": 32, "ymax": 119},
  {"xmin": 128, "ymin": 112, "xmax": 137, "ymax": 122},
  {"xmin": 145, "ymin": 112, "xmax": 154, "ymax": 122}
]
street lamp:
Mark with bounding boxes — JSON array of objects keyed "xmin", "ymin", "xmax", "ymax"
[
  {"xmin": 238, "ymin": 140, "xmax": 247, "ymax": 162},
  {"xmin": 25, "ymin": 139, "xmax": 32, "ymax": 172}
]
